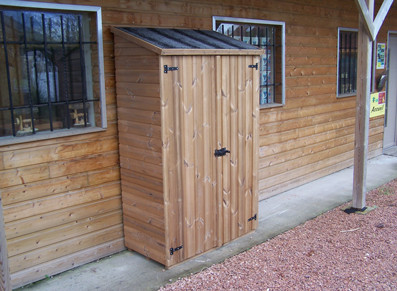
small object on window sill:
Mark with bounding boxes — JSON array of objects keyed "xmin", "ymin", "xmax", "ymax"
[
  {"xmin": 70, "ymin": 109, "xmax": 89, "ymax": 127},
  {"xmin": 15, "ymin": 115, "xmax": 38, "ymax": 136}
]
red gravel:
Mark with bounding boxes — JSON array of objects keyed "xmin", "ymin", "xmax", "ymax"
[{"xmin": 160, "ymin": 179, "xmax": 397, "ymax": 290}]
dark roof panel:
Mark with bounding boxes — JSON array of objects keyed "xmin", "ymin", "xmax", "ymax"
[{"xmin": 116, "ymin": 27, "xmax": 260, "ymax": 50}]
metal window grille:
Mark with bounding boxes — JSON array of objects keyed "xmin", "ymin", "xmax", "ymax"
[
  {"xmin": 0, "ymin": 9, "xmax": 99, "ymax": 137},
  {"xmin": 216, "ymin": 22, "xmax": 281, "ymax": 105},
  {"xmin": 338, "ymin": 30, "xmax": 358, "ymax": 96}
]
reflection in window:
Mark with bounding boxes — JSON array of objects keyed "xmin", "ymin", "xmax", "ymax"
[
  {"xmin": 0, "ymin": 9, "xmax": 100, "ymax": 137},
  {"xmin": 215, "ymin": 21, "xmax": 283, "ymax": 106}
]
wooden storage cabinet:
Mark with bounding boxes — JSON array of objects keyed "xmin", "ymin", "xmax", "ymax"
[{"xmin": 112, "ymin": 27, "xmax": 262, "ymax": 267}]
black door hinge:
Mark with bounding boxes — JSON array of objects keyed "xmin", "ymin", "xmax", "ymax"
[
  {"xmin": 214, "ymin": 147, "xmax": 230, "ymax": 157},
  {"xmin": 170, "ymin": 245, "xmax": 183, "ymax": 255},
  {"xmin": 248, "ymin": 214, "xmax": 257, "ymax": 222},
  {"xmin": 248, "ymin": 63, "xmax": 258, "ymax": 70},
  {"xmin": 164, "ymin": 65, "xmax": 179, "ymax": 73}
]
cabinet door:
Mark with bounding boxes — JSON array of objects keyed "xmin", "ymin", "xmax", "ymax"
[
  {"xmin": 161, "ymin": 55, "xmax": 259, "ymax": 267},
  {"xmin": 162, "ymin": 55, "xmax": 218, "ymax": 266},
  {"xmin": 216, "ymin": 55, "xmax": 259, "ymax": 246}
]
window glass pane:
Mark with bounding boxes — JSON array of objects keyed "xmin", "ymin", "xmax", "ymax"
[
  {"xmin": 2, "ymin": 11, "xmax": 22, "ymax": 42},
  {"xmin": 217, "ymin": 24, "xmax": 242, "ymax": 42},
  {"xmin": 68, "ymin": 44, "xmax": 86, "ymax": 101},
  {"xmin": 259, "ymin": 26, "xmax": 274, "ymax": 46},
  {"xmin": 0, "ymin": 8, "xmax": 99, "ymax": 137},
  {"xmin": 34, "ymin": 106, "xmax": 51, "ymax": 132},
  {"xmin": 23, "ymin": 48, "xmax": 59, "ymax": 105},
  {"xmin": 7, "ymin": 44, "xmax": 28, "ymax": 107},
  {"xmin": 0, "ymin": 44, "xmax": 9, "ymax": 108},
  {"xmin": 44, "ymin": 14, "xmax": 62, "ymax": 43},
  {"xmin": 0, "ymin": 13, "xmax": 2, "ymax": 41},
  {"xmin": 338, "ymin": 30, "xmax": 358, "ymax": 96},
  {"xmin": 51, "ymin": 104, "xmax": 68, "ymax": 129},
  {"xmin": 242, "ymin": 25, "xmax": 252, "ymax": 44},
  {"xmin": 0, "ymin": 110, "xmax": 12, "ymax": 137},
  {"xmin": 23, "ymin": 12, "xmax": 44, "ymax": 43},
  {"xmin": 89, "ymin": 43, "xmax": 100, "ymax": 101},
  {"xmin": 63, "ymin": 14, "xmax": 80, "ymax": 43},
  {"xmin": 216, "ymin": 20, "xmax": 282, "ymax": 106}
]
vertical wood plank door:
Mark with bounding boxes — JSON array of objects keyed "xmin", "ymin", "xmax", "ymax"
[
  {"xmin": 162, "ymin": 54, "xmax": 259, "ymax": 267},
  {"xmin": 162, "ymin": 55, "xmax": 219, "ymax": 266},
  {"xmin": 217, "ymin": 55, "xmax": 260, "ymax": 245}
]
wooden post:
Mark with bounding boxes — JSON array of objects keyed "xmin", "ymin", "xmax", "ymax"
[
  {"xmin": 0, "ymin": 197, "xmax": 11, "ymax": 291},
  {"xmin": 353, "ymin": 0, "xmax": 374, "ymax": 210},
  {"xmin": 352, "ymin": 0, "xmax": 393, "ymax": 210}
]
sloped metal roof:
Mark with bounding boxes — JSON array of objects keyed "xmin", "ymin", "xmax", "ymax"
[{"xmin": 111, "ymin": 27, "xmax": 263, "ymax": 55}]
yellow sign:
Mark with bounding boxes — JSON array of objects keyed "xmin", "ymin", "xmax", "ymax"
[{"xmin": 370, "ymin": 91, "xmax": 386, "ymax": 118}]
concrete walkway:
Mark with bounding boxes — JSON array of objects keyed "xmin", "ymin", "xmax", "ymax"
[{"xmin": 19, "ymin": 155, "xmax": 397, "ymax": 291}]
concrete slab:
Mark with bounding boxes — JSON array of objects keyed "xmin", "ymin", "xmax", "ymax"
[
  {"xmin": 384, "ymin": 146, "xmax": 397, "ymax": 157},
  {"xmin": 18, "ymin": 155, "xmax": 397, "ymax": 291}
]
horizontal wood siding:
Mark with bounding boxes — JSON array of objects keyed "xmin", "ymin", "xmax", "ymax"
[
  {"xmin": 1, "ymin": 1, "xmax": 124, "ymax": 288},
  {"xmin": 96, "ymin": 0, "xmax": 391, "ymax": 200},
  {"xmin": 0, "ymin": 127, "xmax": 123, "ymax": 288},
  {"xmin": 114, "ymin": 35, "xmax": 166, "ymax": 264},
  {"xmin": 256, "ymin": 1, "xmax": 389, "ymax": 199},
  {"xmin": 0, "ymin": 195, "xmax": 11, "ymax": 291},
  {"xmin": 2, "ymin": 0, "xmax": 397, "ymax": 287}
]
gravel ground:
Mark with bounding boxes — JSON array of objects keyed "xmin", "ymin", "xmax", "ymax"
[{"xmin": 160, "ymin": 179, "xmax": 397, "ymax": 290}]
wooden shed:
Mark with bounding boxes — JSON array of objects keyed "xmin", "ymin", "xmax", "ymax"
[{"xmin": 111, "ymin": 27, "xmax": 263, "ymax": 267}]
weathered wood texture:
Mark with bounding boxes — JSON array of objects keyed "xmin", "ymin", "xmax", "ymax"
[{"xmin": 2, "ymin": 0, "xmax": 397, "ymax": 287}]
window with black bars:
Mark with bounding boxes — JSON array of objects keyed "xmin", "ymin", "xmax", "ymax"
[
  {"xmin": 338, "ymin": 29, "xmax": 358, "ymax": 96},
  {"xmin": 0, "ymin": 9, "xmax": 100, "ymax": 137},
  {"xmin": 216, "ymin": 22, "xmax": 282, "ymax": 106}
]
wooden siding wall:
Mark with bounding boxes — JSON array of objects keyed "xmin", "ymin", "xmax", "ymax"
[
  {"xmin": 114, "ymin": 35, "xmax": 165, "ymax": 265},
  {"xmin": 94, "ymin": 0, "xmax": 394, "ymax": 201},
  {"xmin": 1, "ymin": 0, "xmax": 396, "ymax": 288},
  {"xmin": 0, "ymin": 131, "xmax": 123, "ymax": 288},
  {"xmin": 0, "ymin": 196, "xmax": 11, "ymax": 291}
]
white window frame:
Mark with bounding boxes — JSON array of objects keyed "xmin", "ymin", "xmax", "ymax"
[
  {"xmin": 0, "ymin": 0, "xmax": 106, "ymax": 145},
  {"xmin": 212, "ymin": 16, "xmax": 285, "ymax": 108},
  {"xmin": 337, "ymin": 27, "xmax": 359, "ymax": 98}
]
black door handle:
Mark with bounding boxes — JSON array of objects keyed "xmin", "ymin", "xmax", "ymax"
[{"xmin": 214, "ymin": 147, "xmax": 230, "ymax": 157}]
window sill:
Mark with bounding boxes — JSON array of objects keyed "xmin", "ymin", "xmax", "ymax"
[
  {"xmin": 337, "ymin": 93, "xmax": 357, "ymax": 98},
  {"xmin": 260, "ymin": 102, "xmax": 284, "ymax": 109},
  {"xmin": 0, "ymin": 127, "xmax": 107, "ymax": 147}
]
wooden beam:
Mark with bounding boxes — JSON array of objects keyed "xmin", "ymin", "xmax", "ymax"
[
  {"xmin": 355, "ymin": 0, "xmax": 394, "ymax": 40},
  {"xmin": 355, "ymin": 0, "xmax": 376, "ymax": 40},
  {"xmin": 373, "ymin": 0, "xmax": 394, "ymax": 38},
  {"xmin": 352, "ymin": 0, "xmax": 374, "ymax": 209},
  {"xmin": 0, "ymin": 196, "xmax": 11, "ymax": 291}
]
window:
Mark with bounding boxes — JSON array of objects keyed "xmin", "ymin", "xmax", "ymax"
[
  {"xmin": 337, "ymin": 28, "xmax": 358, "ymax": 97},
  {"xmin": 0, "ymin": 1, "xmax": 105, "ymax": 139},
  {"xmin": 213, "ymin": 16, "xmax": 285, "ymax": 108}
]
